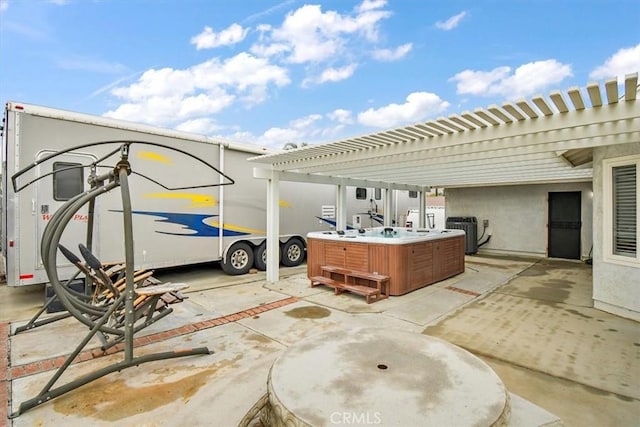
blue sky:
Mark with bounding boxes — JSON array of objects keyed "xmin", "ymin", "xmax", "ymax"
[{"xmin": 1, "ymin": 0, "xmax": 639, "ymax": 149}]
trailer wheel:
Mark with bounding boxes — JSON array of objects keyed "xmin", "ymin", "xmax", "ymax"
[
  {"xmin": 254, "ymin": 241, "xmax": 282, "ymax": 271},
  {"xmin": 221, "ymin": 242, "xmax": 254, "ymax": 275},
  {"xmin": 253, "ymin": 242, "xmax": 267, "ymax": 271},
  {"xmin": 281, "ymin": 238, "xmax": 305, "ymax": 267}
]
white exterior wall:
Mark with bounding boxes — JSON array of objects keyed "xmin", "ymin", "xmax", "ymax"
[
  {"xmin": 593, "ymin": 143, "xmax": 640, "ymax": 321},
  {"xmin": 446, "ymin": 182, "xmax": 593, "ymax": 258}
]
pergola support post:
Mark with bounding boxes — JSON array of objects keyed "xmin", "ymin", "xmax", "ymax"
[
  {"xmin": 419, "ymin": 190, "xmax": 426, "ymax": 228},
  {"xmin": 384, "ymin": 186, "xmax": 394, "ymax": 227},
  {"xmin": 336, "ymin": 182, "xmax": 347, "ymax": 230},
  {"xmin": 266, "ymin": 170, "xmax": 280, "ymax": 283}
]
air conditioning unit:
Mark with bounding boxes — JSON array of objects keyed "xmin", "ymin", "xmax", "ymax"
[{"xmin": 445, "ymin": 216, "xmax": 478, "ymax": 254}]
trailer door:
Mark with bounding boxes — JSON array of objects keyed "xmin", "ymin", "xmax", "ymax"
[{"xmin": 35, "ymin": 151, "xmax": 96, "ymax": 269}]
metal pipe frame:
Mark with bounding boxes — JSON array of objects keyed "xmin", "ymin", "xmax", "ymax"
[{"xmin": 9, "ymin": 143, "xmax": 213, "ymax": 418}]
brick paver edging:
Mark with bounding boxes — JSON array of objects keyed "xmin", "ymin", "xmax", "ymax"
[
  {"xmin": 3, "ymin": 296, "xmax": 298, "ymax": 383},
  {"xmin": 1, "ymin": 322, "xmax": 9, "ymax": 422},
  {"xmin": 445, "ymin": 285, "xmax": 481, "ymax": 297}
]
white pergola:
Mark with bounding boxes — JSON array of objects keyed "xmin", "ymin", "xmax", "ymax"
[{"xmin": 250, "ymin": 73, "xmax": 640, "ymax": 282}]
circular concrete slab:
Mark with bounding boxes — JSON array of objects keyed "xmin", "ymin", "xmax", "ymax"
[{"xmin": 263, "ymin": 328, "xmax": 509, "ymax": 427}]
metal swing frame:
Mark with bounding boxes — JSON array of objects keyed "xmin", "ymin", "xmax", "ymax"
[{"xmin": 10, "ymin": 141, "xmax": 234, "ymax": 417}]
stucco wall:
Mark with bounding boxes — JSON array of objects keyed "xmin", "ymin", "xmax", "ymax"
[
  {"xmin": 593, "ymin": 143, "xmax": 640, "ymax": 321},
  {"xmin": 446, "ymin": 182, "xmax": 593, "ymax": 258}
]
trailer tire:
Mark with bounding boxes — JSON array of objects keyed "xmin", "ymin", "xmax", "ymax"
[
  {"xmin": 253, "ymin": 242, "xmax": 267, "ymax": 271},
  {"xmin": 221, "ymin": 242, "xmax": 254, "ymax": 275},
  {"xmin": 281, "ymin": 238, "xmax": 305, "ymax": 267}
]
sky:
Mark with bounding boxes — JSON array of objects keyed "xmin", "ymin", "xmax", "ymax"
[{"xmin": 0, "ymin": 0, "xmax": 639, "ymax": 150}]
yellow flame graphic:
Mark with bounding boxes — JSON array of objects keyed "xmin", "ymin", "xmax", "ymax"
[
  {"xmin": 206, "ymin": 220, "xmax": 265, "ymax": 234},
  {"xmin": 144, "ymin": 193, "xmax": 218, "ymax": 208},
  {"xmin": 137, "ymin": 151, "xmax": 172, "ymax": 165}
]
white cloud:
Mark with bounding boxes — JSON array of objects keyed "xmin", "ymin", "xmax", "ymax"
[
  {"xmin": 357, "ymin": 0, "xmax": 387, "ymax": 13},
  {"xmin": 450, "ymin": 60, "xmax": 573, "ymax": 99},
  {"xmin": 257, "ymin": 114, "xmax": 326, "ymax": 148},
  {"xmin": 175, "ymin": 118, "xmax": 223, "ymax": 135},
  {"xmin": 590, "ymin": 43, "xmax": 640, "ymax": 81},
  {"xmin": 47, "ymin": 0, "xmax": 70, "ymax": 5},
  {"xmin": 178, "ymin": 93, "xmax": 232, "ymax": 118},
  {"xmin": 225, "ymin": 130, "xmax": 257, "ymax": 144},
  {"xmin": 190, "ymin": 24, "xmax": 249, "ymax": 50},
  {"xmin": 449, "ymin": 67, "xmax": 511, "ymax": 96},
  {"xmin": 237, "ymin": 106, "xmax": 377, "ymax": 149},
  {"xmin": 271, "ymin": 5, "xmax": 344, "ymax": 63},
  {"xmin": 352, "ymin": 0, "xmax": 392, "ymax": 42},
  {"xmin": 105, "ymin": 53, "xmax": 289, "ymax": 125},
  {"xmin": 251, "ymin": 0, "xmax": 392, "ymax": 64},
  {"xmin": 0, "ymin": 0, "xmax": 8, "ymax": 12},
  {"xmin": 231, "ymin": 52, "xmax": 290, "ymax": 89},
  {"xmin": 303, "ymin": 64, "xmax": 358, "ymax": 86},
  {"xmin": 320, "ymin": 124, "xmax": 347, "ymax": 138},
  {"xmin": 327, "ymin": 109, "xmax": 353, "ymax": 124},
  {"xmin": 104, "ymin": 92, "xmax": 235, "ymax": 125},
  {"xmin": 111, "ymin": 67, "xmax": 195, "ymax": 101},
  {"xmin": 435, "ymin": 11, "xmax": 467, "ymax": 31},
  {"xmin": 262, "ymin": 126, "xmax": 301, "ymax": 145},
  {"xmin": 291, "ymin": 114, "xmax": 323, "ymax": 129},
  {"xmin": 250, "ymin": 42, "xmax": 289, "ymax": 57},
  {"xmin": 372, "ymin": 43, "xmax": 412, "ymax": 61},
  {"xmin": 228, "ymin": 105, "xmax": 388, "ymax": 148},
  {"xmin": 191, "ymin": 53, "xmax": 290, "ymax": 92},
  {"xmin": 357, "ymin": 92, "xmax": 450, "ymax": 128}
]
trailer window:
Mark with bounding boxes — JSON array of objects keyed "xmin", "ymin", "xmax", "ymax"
[
  {"xmin": 409, "ymin": 191, "xmax": 418, "ymax": 198},
  {"xmin": 355, "ymin": 188, "xmax": 367, "ymax": 200},
  {"xmin": 374, "ymin": 188, "xmax": 382, "ymax": 200},
  {"xmin": 53, "ymin": 162, "xmax": 84, "ymax": 201}
]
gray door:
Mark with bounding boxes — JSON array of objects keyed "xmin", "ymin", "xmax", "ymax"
[
  {"xmin": 36, "ymin": 151, "xmax": 96, "ymax": 269},
  {"xmin": 548, "ymin": 191, "xmax": 581, "ymax": 259}
]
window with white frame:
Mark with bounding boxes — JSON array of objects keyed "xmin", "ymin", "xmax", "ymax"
[
  {"xmin": 604, "ymin": 155, "xmax": 639, "ymax": 266},
  {"xmin": 374, "ymin": 188, "xmax": 382, "ymax": 200}
]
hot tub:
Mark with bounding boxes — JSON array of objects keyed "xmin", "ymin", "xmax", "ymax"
[{"xmin": 307, "ymin": 227, "xmax": 466, "ymax": 295}]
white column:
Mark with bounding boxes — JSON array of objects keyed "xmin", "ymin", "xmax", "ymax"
[
  {"xmin": 266, "ymin": 171, "xmax": 280, "ymax": 283},
  {"xmin": 384, "ymin": 187, "xmax": 394, "ymax": 226},
  {"xmin": 336, "ymin": 182, "xmax": 347, "ymax": 230},
  {"xmin": 418, "ymin": 190, "xmax": 426, "ymax": 228}
]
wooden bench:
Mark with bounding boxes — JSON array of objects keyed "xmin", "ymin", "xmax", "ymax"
[{"xmin": 310, "ymin": 266, "xmax": 389, "ymax": 304}]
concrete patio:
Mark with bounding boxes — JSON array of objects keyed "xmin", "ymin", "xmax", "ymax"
[{"xmin": 1, "ymin": 255, "xmax": 638, "ymax": 426}]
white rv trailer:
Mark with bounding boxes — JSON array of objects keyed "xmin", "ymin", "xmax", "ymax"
[
  {"xmin": 0, "ymin": 102, "xmax": 424, "ymax": 287},
  {"xmin": 0, "ymin": 102, "xmax": 345, "ymax": 286}
]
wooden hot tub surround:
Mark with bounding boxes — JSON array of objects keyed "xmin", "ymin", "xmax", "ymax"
[{"xmin": 307, "ymin": 228, "xmax": 465, "ymax": 296}]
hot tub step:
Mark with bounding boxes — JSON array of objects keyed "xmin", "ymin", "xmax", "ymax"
[
  {"xmin": 310, "ymin": 276, "xmax": 345, "ymax": 292},
  {"xmin": 337, "ymin": 284, "xmax": 381, "ymax": 304}
]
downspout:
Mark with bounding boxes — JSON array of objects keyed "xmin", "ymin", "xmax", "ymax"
[{"xmin": 218, "ymin": 144, "xmax": 225, "ymax": 259}]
